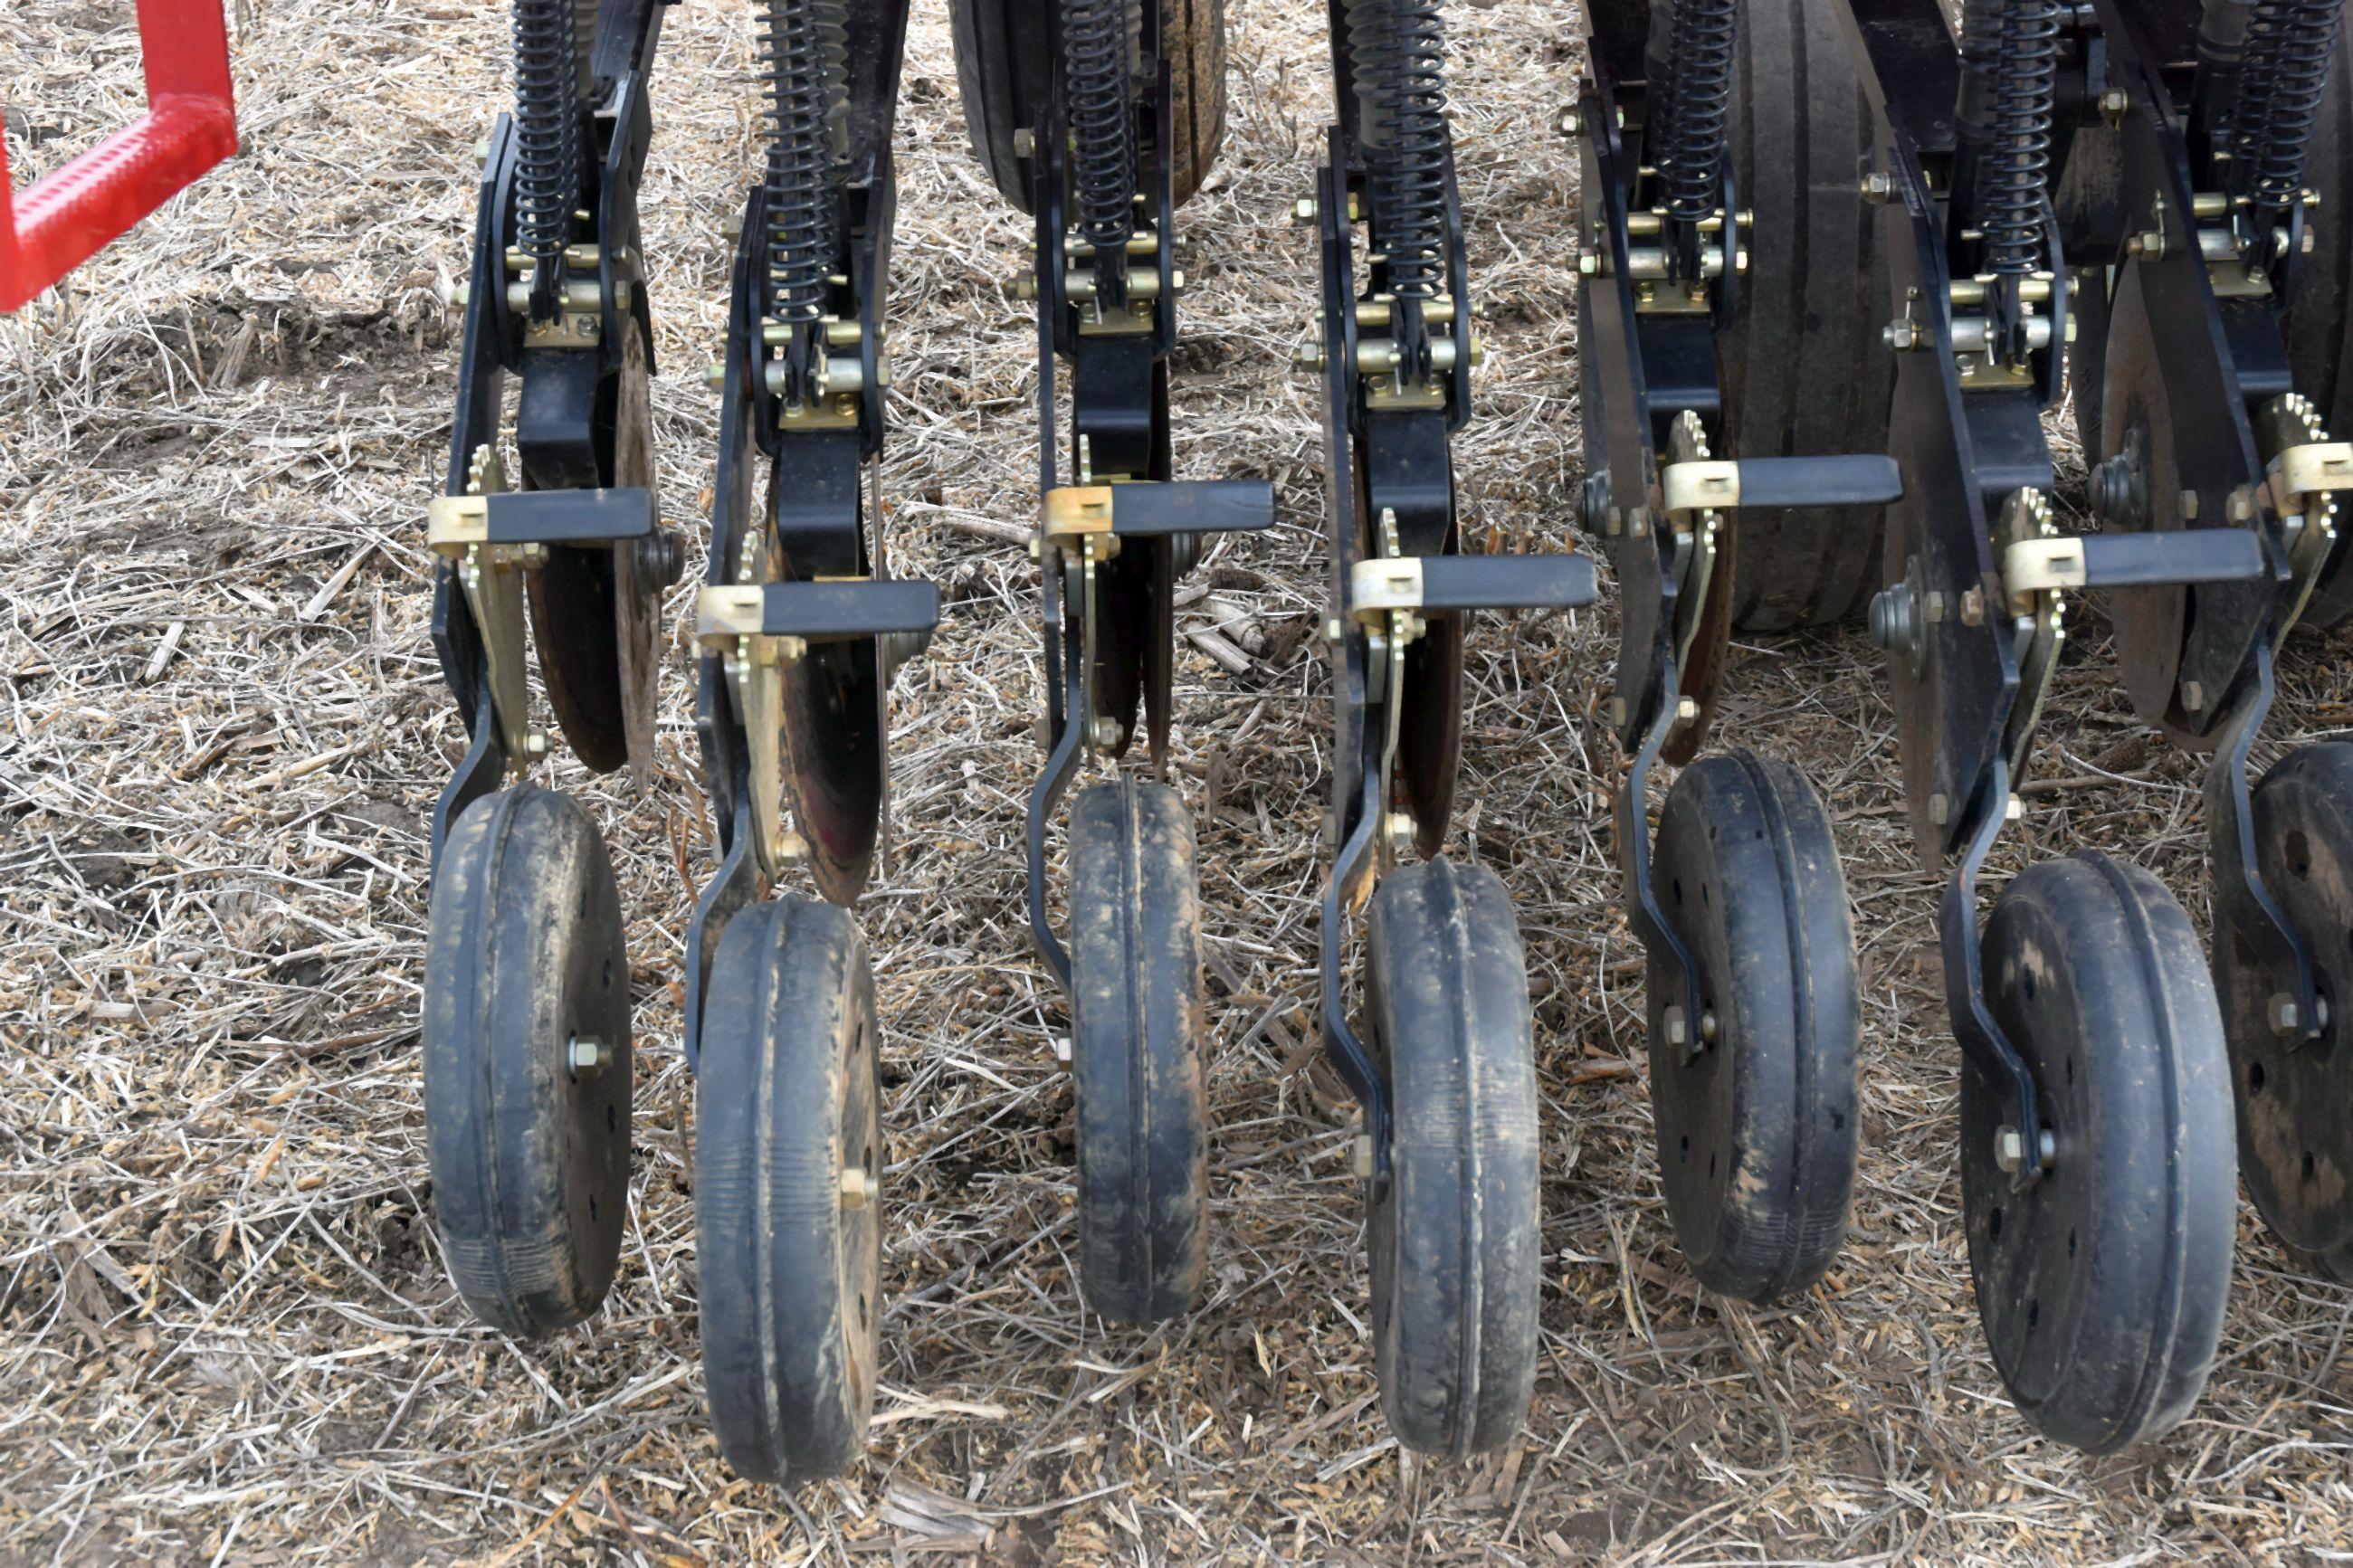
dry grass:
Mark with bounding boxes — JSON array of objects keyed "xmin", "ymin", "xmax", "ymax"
[{"xmin": 4, "ymin": 0, "xmax": 2352, "ymax": 1562}]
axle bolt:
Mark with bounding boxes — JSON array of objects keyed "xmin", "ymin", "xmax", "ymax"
[
  {"xmin": 525, "ymin": 727, "xmax": 551, "ymax": 760},
  {"xmin": 1292, "ymin": 196, "xmax": 1319, "ymax": 226},
  {"xmin": 838, "ymin": 1165, "xmax": 878, "ymax": 1211},
  {"xmin": 567, "ymin": 1036, "xmax": 612, "ymax": 1079},
  {"xmin": 1382, "ymin": 812, "xmax": 1417, "ymax": 859},
  {"xmin": 1013, "ymin": 128, "xmax": 1035, "ymax": 159},
  {"xmin": 1860, "ymin": 170, "xmax": 1896, "ymax": 203},
  {"xmin": 1578, "ymin": 252, "xmax": 1602, "ymax": 278},
  {"xmin": 1959, "ymin": 587, "xmax": 1987, "ymax": 627},
  {"xmin": 2269, "ymin": 993, "xmax": 2304, "ymax": 1035},
  {"xmin": 1993, "ymin": 1123, "xmax": 2057, "ymax": 1174},
  {"xmin": 1092, "ymin": 716, "xmax": 1124, "ymax": 751},
  {"xmin": 1293, "ymin": 338, "xmax": 1327, "ymax": 372}
]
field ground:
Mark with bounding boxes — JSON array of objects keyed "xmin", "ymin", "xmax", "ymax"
[{"xmin": 3, "ymin": 0, "xmax": 2351, "ymax": 1563}]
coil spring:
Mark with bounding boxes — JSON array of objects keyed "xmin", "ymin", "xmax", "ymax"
[
  {"xmin": 1657, "ymin": 0, "xmax": 1735, "ymax": 225},
  {"xmin": 1060, "ymin": 0, "xmax": 1139, "ymax": 252},
  {"xmin": 2238, "ymin": 0, "xmax": 2342, "ymax": 216},
  {"xmin": 1347, "ymin": 0, "xmax": 1450, "ymax": 299},
  {"xmin": 761, "ymin": 0, "xmax": 849, "ymax": 325},
  {"xmin": 1959, "ymin": 0, "xmax": 2059, "ymax": 275},
  {"xmin": 510, "ymin": 0, "xmax": 585, "ymax": 280}
]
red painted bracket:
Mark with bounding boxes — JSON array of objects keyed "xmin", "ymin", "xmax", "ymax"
[{"xmin": 0, "ymin": 0, "xmax": 239, "ymax": 311}]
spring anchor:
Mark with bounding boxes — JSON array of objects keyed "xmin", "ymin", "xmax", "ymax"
[
  {"xmin": 510, "ymin": 0, "xmax": 595, "ymax": 320},
  {"xmin": 760, "ymin": 0, "xmax": 850, "ymax": 406}
]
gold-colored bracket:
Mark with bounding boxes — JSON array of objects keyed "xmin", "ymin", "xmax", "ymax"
[
  {"xmin": 1039, "ymin": 485, "xmax": 1118, "ymax": 554},
  {"xmin": 2264, "ymin": 441, "xmax": 2353, "ymax": 518},
  {"xmin": 2002, "ymin": 534, "xmax": 2087, "ymax": 601},
  {"xmin": 429, "ymin": 449, "xmax": 537, "ymax": 768},
  {"xmin": 1349, "ymin": 556, "xmax": 1425, "ymax": 627},
  {"xmin": 1661, "ymin": 460, "xmax": 1739, "ymax": 516}
]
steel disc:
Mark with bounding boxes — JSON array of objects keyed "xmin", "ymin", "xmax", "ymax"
[{"xmin": 2098, "ymin": 266, "xmax": 2190, "ymax": 734}]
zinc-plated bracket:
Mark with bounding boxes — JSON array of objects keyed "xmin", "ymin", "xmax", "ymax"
[
  {"xmin": 427, "ymin": 454, "xmax": 538, "ymax": 770},
  {"xmin": 2263, "ymin": 441, "xmax": 2353, "ymax": 520},
  {"xmin": 1660, "ymin": 459, "xmax": 1740, "ymax": 516},
  {"xmin": 2002, "ymin": 534, "xmax": 2087, "ymax": 603}
]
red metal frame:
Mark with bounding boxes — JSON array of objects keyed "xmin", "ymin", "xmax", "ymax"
[{"xmin": 0, "ymin": 0, "xmax": 239, "ymax": 311}]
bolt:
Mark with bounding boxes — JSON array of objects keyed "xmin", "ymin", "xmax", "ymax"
[
  {"xmin": 472, "ymin": 138, "xmax": 492, "ymax": 170},
  {"xmin": 1662, "ymin": 1005, "xmax": 1689, "ymax": 1049},
  {"xmin": 1608, "ymin": 696, "xmax": 1629, "ymax": 728},
  {"xmin": 1700, "ymin": 1010, "xmax": 1719, "ymax": 1045},
  {"xmin": 1351, "ymin": 1133, "xmax": 1375, "ymax": 1179},
  {"xmin": 1578, "ymin": 252, "xmax": 1602, "ymax": 278},
  {"xmin": 2099, "ymin": 87, "xmax": 2129, "ymax": 122},
  {"xmin": 1383, "ymin": 811, "xmax": 1417, "ymax": 858},
  {"xmin": 525, "ymin": 727, "xmax": 551, "ymax": 760},
  {"xmin": 1052, "ymin": 1035, "xmax": 1072, "ymax": 1065},
  {"xmin": 1467, "ymin": 333, "xmax": 1484, "ymax": 369},
  {"xmin": 1561, "ymin": 109, "xmax": 1584, "ymax": 138},
  {"xmin": 1993, "ymin": 1124, "xmax": 2024, "ymax": 1174},
  {"xmin": 1674, "ymin": 696, "xmax": 1700, "ymax": 726},
  {"xmin": 704, "ymin": 360, "xmax": 727, "ymax": 389},
  {"xmin": 567, "ymin": 1036, "xmax": 612, "ymax": 1078},
  {"xmin": 1293, "ymin": 337, "xmax": 1326, "ymax": 372},
  {"xmin": 1925, "ymin": 591, "xmax": 1948, "ymax": 624},
  {"xmin": 1013, "ymin": 128, "xmax": 1035, "ymax": 159},
  {"xmin": 1323, "ymin": 614, "xmax": 1346, "ymax": 644},
  {"xmin": 1882, "ymin": 318, "xmax": 1921, "ymax": 351},
  {"xmin": 1861, "ymin": 170, "xmax": 1896, "ymax": 203},
  {"xmin": 443, "ymin": 281, "xmax": 471, "ymax": 311},
  {"xmin": 1929, "ymin": 792, "xmax": 1950, "ymax": 826},
  {"xmin": 838, "ymin": 1165, "xmax": 878, "ymax": 1211},
  {"xmin": 1170, "ymin": 269, "xmax": 1187, "ymax": 297},
  {"xmin": 1092, "ymin": 715, "xmax": 1124, "ymax": 750},
  {"xmin": 2182, "ymin": 680, "xmax": 2205, "ymax": 712},
  {"xmin": 2269, "ymin": 992, "xmax": 2303, "ymax": 1035},
  {"xmin": 1014, "ymin": 270, "xmax": 1037, "ymax": 300},
  {"xmin": 1959, "ymin": 587, "xmax": 1987, "ymax": 627},
  {"xmin": 1292, "ymin": 196, "xmax": 1319, "ymax": 225}
]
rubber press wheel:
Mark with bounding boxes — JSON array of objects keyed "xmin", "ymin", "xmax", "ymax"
[
  {"xmin": 1366, "ymin": 858, "xmax": 1541, "ymax": 1459},
  {"xmin": 696, "ymin": 898, "xmax": 883, "ymax": 1483},
  {"xmin": 948, "ymin": 0, "xmax": 1228, "ymax": 213},
  {"xmin": 1067, "ymin": 779, "xmax": 1207, "ymax": 1322},
  {"xmin": 1647, "ymin": 752, "xmax": 1859, "ymax": 1302},
  {"xmin": 2213, "ymin": 743, "xmax": 2353, "ymax": 1282},
  {"xmin": 1720, "ymin": 0, "xmax": 1895, "ymax": 631},
  {"xmin": 1964, "ymin": 855, "xmax": 2236, "ymax": 1454},
  {"xmin": 2282, "ymin": 18, "xmax": 2353, "ymax": 628},
  {"xmin": 423, "ymin": 785, "xmax": 632, "ymax": 1338}
]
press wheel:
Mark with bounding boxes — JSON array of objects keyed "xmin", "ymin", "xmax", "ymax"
[
  {"xmin": 1067, "ymin": 778, "xmax": 1207, "ymax": 1321},
  {"xmin": 1366, "ymin": 858, "xmax": 1541, "ymax": 1459},
  {"xmin": 696, "ymin": 898, "xmax": 883, "ymax": 1483},
  {"xmin": 1648, "ymin": 752, "xmax": 1858, "ymax": 1302},
  {"xmin": 1965, "ymin": 854, "xmax": 2235, "ymax": 1453},
  {"xmin": 423, "ymin": 785, "xmax": 632, "ymax": 1338},
  {"xmin": 2214, "ymin": 742, "xmax": 2353, "ymax": 1281},
  {"xmin": 1720, "ymin": 0, "xmax": 1894, "ymax": 630}
]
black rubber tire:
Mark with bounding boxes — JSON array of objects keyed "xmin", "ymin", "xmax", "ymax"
[
  {"xmin": 1720, "ymin": 0, "xmax": 1894, "ymax": 631},
  {"xmin": 1648, "ymin": 752, "xmax": 1859, "ymax": 1302},
  {"xmin": 948, "ymin": 0, "xmax": 1229, "ymax": 214},
  {"xmin": 696, "ymin": 898, "xmax": 883, "ymax": 1483},
  {"xmin": 423, "ymin": 785, "xmax": 632, "ymax": 1338},
  {"xmin": 1067, "ymin": 779, "xmax": 1207, "ymax": 1322},
  {"xmin": 2283, "ymin": 20, "xmax": 2353, "ymax": 628},
  {"xmin": 1366, "ymin": 858, "xmax": 1541, "ymax": 1459},
  {"xmin": 2213, "ymin": 743, "xmax": 2353, "ymax": 1282},
  {"xmin": 1964, "ymin": 854, "xmax": 2236, "ymax": 1454}
]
